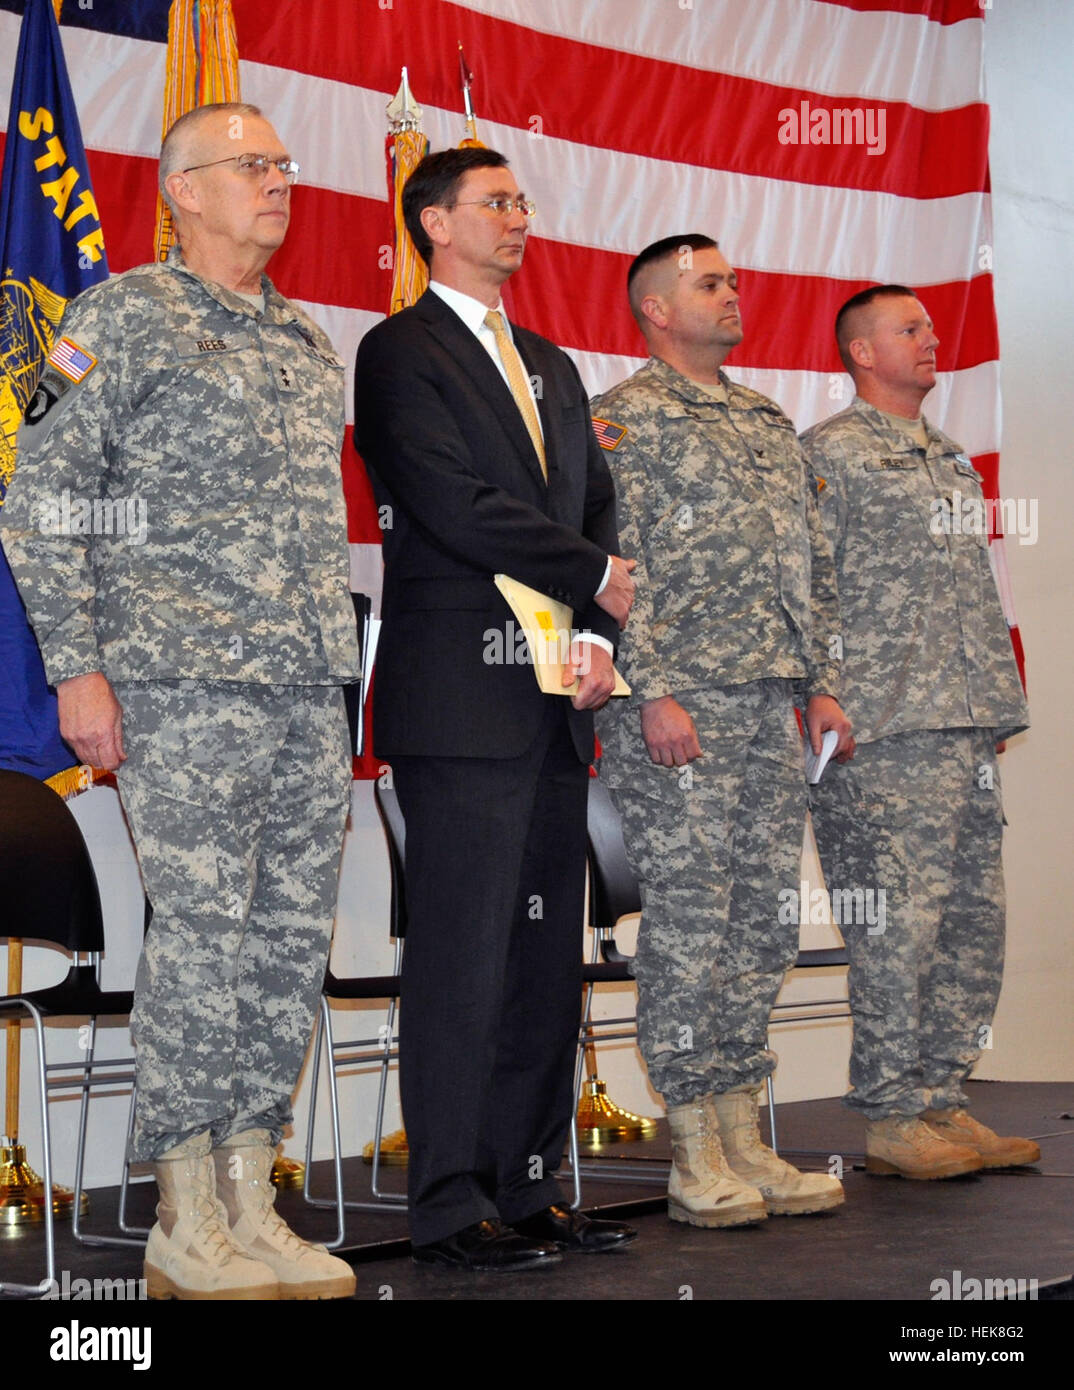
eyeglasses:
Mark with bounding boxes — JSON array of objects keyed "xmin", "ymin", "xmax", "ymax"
[
  {"xmin": 450, "ymin": 197, "xmax": 536, "ymax": 218},
  {"xmin": 182, "ymin": 153, "xmax": 301, "ymax": 184}
]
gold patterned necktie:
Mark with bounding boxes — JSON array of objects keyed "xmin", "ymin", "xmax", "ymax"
[{"xmin": 484, "ymin": 309, "xmax": 547, "ymax": 481}]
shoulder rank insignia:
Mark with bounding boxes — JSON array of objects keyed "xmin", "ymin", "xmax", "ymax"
[
  {"xmin": 46, "ymin": 337, "xmax": 97, "ymax": 384},
  {"xmin": 592, "ymin": 417, "xmax": 627, "ymax": 450}
]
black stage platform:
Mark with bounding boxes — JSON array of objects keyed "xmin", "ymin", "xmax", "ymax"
[{"xmin": 4, "ymin": 1080, "xmax": 1071, "ymax": 1309}]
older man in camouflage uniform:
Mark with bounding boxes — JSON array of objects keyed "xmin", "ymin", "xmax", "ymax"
[
  {"xmin": 592, "ymin": 235, "xmax": 853, "ymax": 1227},
  {"xmin": 1, "ymin": 103, "xmax": 359, "ymax": 1297},
  {"xmin": 800, "ymin": 285, "xmax": 1034, "ymax": 1179}
]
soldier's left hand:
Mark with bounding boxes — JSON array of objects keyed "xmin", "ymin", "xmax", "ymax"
[
  {"xmin": 567, "ymin": 642, "xmax": 617, "ymax": 710},
  {"xmin": 806, "ymin": 694, "xmax": 855, "ymax": 762},
  {"xmin": 56, "ymin": 670, "xmax": 127, "ymax": 771}
]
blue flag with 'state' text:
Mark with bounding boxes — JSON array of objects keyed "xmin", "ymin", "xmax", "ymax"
[{"xmin": 0, "ymin": 0, "xmax": 109, "ymax": 779}]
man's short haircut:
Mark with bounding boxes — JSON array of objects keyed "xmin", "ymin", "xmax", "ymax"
[
  {"xmin": 402, "ymin": 147, "xmax": 511, "ymax": 265},
  {"xmin": 159, "ymin": 101, "xmax": 264, "ymax": 216},
  {"xmin": 626, "ymin": 234, "xmax": 719, "ymax": 328},
  {"xmin": 835, "ymin": 283, "xmax": 918, "ymax": 373}
]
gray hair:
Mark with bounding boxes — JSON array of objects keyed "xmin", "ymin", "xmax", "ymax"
[{"xmin": 159, "ymin": 101, "xmax": 263, "ymax": 215}]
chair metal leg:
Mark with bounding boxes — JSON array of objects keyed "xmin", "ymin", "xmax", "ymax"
[
  {"xmin": 369, "ymin": 996, "xmax": 401, "ymax": 1202},
  {"xmin": 302, "ymin": 1001, "xmax": 325, "ymax": 1206},
  {"xmin": 766, "ymin": 1074, "xmax": 779, "ymax": 1155},
  {"xmin": 68, "ymin": 1034, "xmax": 149, "ymax": 1251},
  {"xmin": 69, "ymin": 1017, "xmax": 95, "ymax": 1245},
  {"xmin": 566, "ymin": 1111, "xmax": 583, "ymax": 1211},
  {"xmin": 563, "ymin": 979, "xmax": 596, "ymax": 1210},
  {"xmin": 301, "ymin": 996, "xmax": 347, "ymax": 1247},
  {"xmin": 303, "ymin": 1000, "xmax": 409, "ymax": 1221},
  {"xmin": 116, "ymin": 1083, "xmax": 150, "ymax": 1238},
  {"xmin": 324, "ymin": 1000, "xmax": 350, "ymax": 1246},
  {"xmin": 368, "ymin": 939, "xmax": 406, "ymax": 1205},
  {"xmin": 0, "ymin": 1006, "xmax": 56, "ymax": 1297}
]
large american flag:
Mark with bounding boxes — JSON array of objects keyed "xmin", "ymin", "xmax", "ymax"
[{"xmin": 0, "ymin": 0, "xmax": 1022, "ymax": 734}]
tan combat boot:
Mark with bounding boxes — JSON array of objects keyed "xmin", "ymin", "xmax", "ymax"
[
  {"xmin": 144, "ymin": 1131, "xmax": 279, "ymax": 1300},
  {"xmin": 666, "ymin": 1098, "xmax": 768, "ymax": 1228},
  {"xmin": 865, "ymin": 1114, "xmax": 984, "ymax": 1179},
  {"xmin": 213, "ymin": 1131, "xmax": 356, "ymax": 1299},
  {"xmin": 710, "ymin": 1087, "xmax": 845, "ymax": 1215},
  {"xmin": 922, "ymin": 1108, "xmax": 1041, "ymax": 1168}
]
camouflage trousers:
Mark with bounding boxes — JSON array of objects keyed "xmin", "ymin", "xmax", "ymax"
[
  {"xmin": 809, "ymin": 728, "xmax": 1005, "ymax": 1120},
  {"xmin": 114, "ymin": 681, "xmax": 352, "ymax": 1161},
  {"xmin": 598, "ymin": 678, "xmax": 806, "ymax": 1107}
]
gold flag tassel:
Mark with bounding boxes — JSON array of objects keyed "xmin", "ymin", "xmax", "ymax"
[
  {"xmin": 385, "ymin": 68, "xmax": 429, "ymax": 317},
  {"xmin": 153, "ymin": 0, "xmax": 241, "ymax": 264}
]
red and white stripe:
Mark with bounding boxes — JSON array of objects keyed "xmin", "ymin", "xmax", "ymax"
[{"xmin": 1, "ymin": 0, "xmax": 1023, "ymax": 713}]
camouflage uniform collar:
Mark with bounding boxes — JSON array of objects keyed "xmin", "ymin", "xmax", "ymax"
[
  {"xmin": 644, "ymin": 355, "xmax": 734, "ymax": 405},
  {"xmin": 850, "ymin": 394, "xmax": 942, "ymax": 454},
  {"xmin": 164, "ymin": 244, "xmax": 296, "ymax": 325}
]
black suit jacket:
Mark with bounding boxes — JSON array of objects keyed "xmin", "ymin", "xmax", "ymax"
[{"xmin": 354, "ymin": 288, "xmax": 620, "ymax": 762}]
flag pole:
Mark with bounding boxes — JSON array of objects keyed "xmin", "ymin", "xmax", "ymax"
[
  {"xmin": 457, "ymin": 43, "xmax": 484, "ymax": 147},
  {"xmin": 357, "ymin": 68, "xmax": 433, "ymax": 1171},
  {"xmin": 0, "ymin": 0, "xmax": 106, "ymax": 1229}
]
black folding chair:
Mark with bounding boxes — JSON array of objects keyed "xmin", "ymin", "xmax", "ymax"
[{"xmin": 0, "ymin": 770, "xmax": 139, "ymax": 1296}]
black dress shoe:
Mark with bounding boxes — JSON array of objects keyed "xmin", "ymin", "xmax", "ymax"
[
  {"xmin": 512, "ymin": 1204, "xmax": 638, "ymax": 1253},
  {"xmin": 411, "ymin": 1218, "xmax": 562, "ymax": 1272}
]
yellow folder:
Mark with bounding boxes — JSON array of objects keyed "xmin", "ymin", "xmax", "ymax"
[{"xmin": 494, "ymin": 574, "xmax": 630, "ymax": 698}]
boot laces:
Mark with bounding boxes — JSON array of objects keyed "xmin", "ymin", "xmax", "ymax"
[
  {"xmin": 722, "ymin": 1096, "xmax": 771, "ymax": 1163},
  {"xmin": 241, "ymin": 1159, "xmax": 312, "ymax": 1256},
  {"xmin": 184, "ymin": 1164, "xmax": 243, "ymax": 1262}
]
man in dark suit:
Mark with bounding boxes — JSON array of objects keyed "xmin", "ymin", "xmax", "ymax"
[{"xmin": 354, "ymin": 148, "xmax": 637, "ymax": 1271}]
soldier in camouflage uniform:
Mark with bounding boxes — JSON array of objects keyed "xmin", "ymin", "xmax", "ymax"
[
  {"xmin": 800, "ymin": 285, "xmax": 1034, "ymax": 1179},
  {"xmin": 593, "ymin": 235, "xmax": 853, "ymax": 1227},
  {"xmin": 0, "ymin": 104, "xmax": 359, "ymax": 1298}
]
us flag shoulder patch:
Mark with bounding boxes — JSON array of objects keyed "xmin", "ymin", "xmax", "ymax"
[
  {"xmin": 592, "ymin": 417, "xmax": 627, "ymax": 451},
  {"xmin": 47, "ymin": 337, "xmax": 97, "ymax": 384}
]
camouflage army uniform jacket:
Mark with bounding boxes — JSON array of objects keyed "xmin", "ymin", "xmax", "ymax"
[
  {"xmin": 799, "ymin": 396, "xmax": 1028, "ymax": 744},
  {"xmin": 591, "ymin": 357, "xmax": 841, "ymax": 705},
  {"xmin": 1, "ymin": 248, "xmax": 360, "ymax": 688}
]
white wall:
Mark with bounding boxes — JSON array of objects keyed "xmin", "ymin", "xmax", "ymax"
[
  {"xmin": 3, "ymin": 4, "xmax": 1070, "ymax": 1192},
  {"xmin": 972, "ymin": 0, "xmax": 1074, "ymax": 1081}
]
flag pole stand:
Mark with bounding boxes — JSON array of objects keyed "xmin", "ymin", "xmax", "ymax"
[
  {"xmin": 362, "ymin": 1128, "xmax": 409, "ymax": 1166},
  {"xmin": 0, "ymin": 1142, "xmax": 86, "ymax": 1228},
  {"xmin": 2, "ymin": 942, "xmax": 86, "ymax": 1228},
  {"xmin": 270, "ymin": 1156, "xmax": 305, "ymax": 1190},
  {"xmin": 575, "ymin": 1040, "xmax": 657, "ymax": 1148}
]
